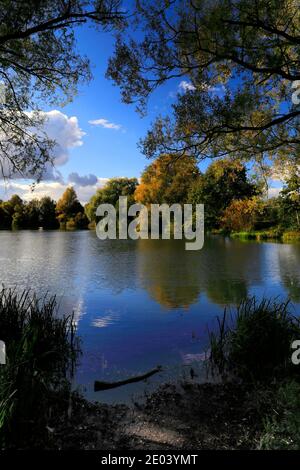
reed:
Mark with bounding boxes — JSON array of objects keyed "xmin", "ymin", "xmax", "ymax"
[
  {"xmin": 0, "ymin": 288, "xmax": 80, "ymax": 449},
  {"xmin": 209, "ymin": 297, "xmax": 300, "ymax": 382}
]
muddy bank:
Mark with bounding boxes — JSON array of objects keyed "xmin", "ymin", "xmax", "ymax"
[{"xmin": 50, "ymin": 381, "xmax": 265, "ymax": 450}]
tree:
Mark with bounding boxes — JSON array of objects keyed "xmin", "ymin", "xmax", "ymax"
[
  {"xmin": 39, "ymin": 197, "xmax": 59, "ymax": 229},
  {"xmin": 56, "ymin": 187, "xmax": 84, "ymax": 226},
  {"xmin": 220, "ymin": 198, "xmax": 261, "ymax": 232},
  {"xmin": 85, "ymin": 177, "xmax": 138, "ymax": 222},
  {"xmin": 0, "ymin": 195, "xmax": 18, "ymax": 228},
  {"xmin": 279, "ymin": 171, "xmax": 300, "ymax": 229},
  {"xmin": 24, "ymin": 199, "xmax": 40, "ymax": 229},
  {"xmin": 0, "ymin": 0, "xmax": 124, "ymax": 180},
  {"xmin": 134, "ymin": 154, "xmax": 199, "ymax": 205},
  {"xmin": 0, "ymin": 202, "xmax": 10, "ymax": 229},
  {"xmin": 187, "ymin": 159, "xmax": 259, "ymax": 229},
  {"xmin": 107, "ymin": 0, "xmax": 300, "ymax": 167}
]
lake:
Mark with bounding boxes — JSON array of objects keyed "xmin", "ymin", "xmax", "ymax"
[{"xmin": 1, "ymin": 230, "xmax": 300, "ymax": 403}]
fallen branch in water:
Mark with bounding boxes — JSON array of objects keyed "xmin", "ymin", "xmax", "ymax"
[{"xmin": 94, "ymin": 366, "xmax": 162, "ymax": 391}]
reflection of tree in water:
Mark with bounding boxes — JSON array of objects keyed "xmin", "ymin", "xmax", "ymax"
[
  {"xmin": 278, "ymin": 244, "xmax": 300, "ymax": 302},
  {"xmin": 137, "ymin": 237, "xmax": 262, "ymax": 308},
  {"xmin": 201, "ymin": 237, "xmax": 262, "ymax": 305},
  {"xmin": 137, "ymin": 239, "xmax": 202, "ymax": 308},
  {"xmin": 205, "ymin": 279, "xmax": 248, "ymax": 305}
]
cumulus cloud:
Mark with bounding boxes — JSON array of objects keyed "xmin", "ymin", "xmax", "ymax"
[
  {"xmin": 88, "ymin": 118, "xmax": 122, "ymax": 130},
  {"xmin": 41, "ymin": 110, "xmax": 85, "ymax": 167},
  {"xmin": 178, "ymin": 81, "xmax": 196, "ymax": 92},
  {"xmin": 2, "ymin": 110, "xmax": 86, "ymax": 182},
  {"xmin": 68, "ymin": 172, "xmax": 98, "ymax": 187},
  {"xmin": 38, "ymin": 110, "xmax": 85, "ymax": 181}
]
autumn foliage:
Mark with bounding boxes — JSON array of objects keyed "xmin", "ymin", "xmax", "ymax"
[
  {"xmin": 220, "ymin": 198, "xmax": 261, "ymax": 232},
  {"xmin": 134, "ymin": 154, "xmax": 199, "ymax": 205}
]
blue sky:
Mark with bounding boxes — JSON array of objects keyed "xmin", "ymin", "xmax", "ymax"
[
  {"xmin": 61, "ymin": 26, "xmax": 152, "ymax": 180},
  {"xmin": 0, "ymin": 23, "xmax": 186, "ymax": 203},
  {"xmin": 0, "ymin": 21, "xmax": 282, "ymax": 203}
]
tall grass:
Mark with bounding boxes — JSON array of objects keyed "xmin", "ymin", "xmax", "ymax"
[
  {"xmin": 0, "ymin": 288, "xmax": 80, "ymax": 449},
  {"xmin": 209, "ymin": 297, "xmax": 300, "ymax": 382}
]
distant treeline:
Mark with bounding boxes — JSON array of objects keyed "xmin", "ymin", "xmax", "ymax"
[
  {"xmin": 0, "ymin": 189, "xmax": 88, "ymax": 230},
  {"xmin": 85, "ymin": 155, "xmax": 300, "ymax": 234},
  {"xmin": 1, "ymin": 155, "xmax": 299, "ymax": 233}
]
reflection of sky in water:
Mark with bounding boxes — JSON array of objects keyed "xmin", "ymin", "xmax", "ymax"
[{"xmin": 0, "ymin": 231, "xmax": 299, "ymax": 403}]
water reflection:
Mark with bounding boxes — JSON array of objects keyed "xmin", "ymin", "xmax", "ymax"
[
  {"xmin": 137, "ymin": 237, "xmax": 263, "ymax": 307},
  {"xmin": 0, "ymin": 231, "xmax": 299, "ymax": 403},
  {"xmin": 278, "ymin": 243, "xmax": 300, "ymax": 302},
  {"xmin": 137, "ymin": 239, "xmax": 202, "ymax": 308}
]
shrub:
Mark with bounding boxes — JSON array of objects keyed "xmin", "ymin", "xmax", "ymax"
[
  {"xmin": 209, "ymin": 298, "xmax": 300, "ymax": 382},
  {"xmin": 231, "ymin": 231, "xmax": 257, "ymax": 240},
  {"xmin": 282, "ymin": 231, "xmax": 300, "ymax": 243},
  {"xmin": 220, "ymin": 198, "xmax": 261, "ymax": 232}
]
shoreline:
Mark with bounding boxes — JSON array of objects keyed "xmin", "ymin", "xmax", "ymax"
[
  {"xmin": 227, "ymin": 230, "xmax": 300, "ymax": 243},
  {"xmin": 2, "ymin": 227, "xmax": 300, "ymax": 244},
  {"xmin": 48, "ymin": 380, "xmax": 267, "ymax": 450}
]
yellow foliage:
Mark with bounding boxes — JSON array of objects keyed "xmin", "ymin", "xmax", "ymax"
[{"xmin": 221, "ymin": 198, "xmax": 261, "ymax": 232}]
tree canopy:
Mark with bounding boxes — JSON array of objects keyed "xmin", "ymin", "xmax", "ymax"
[
  {"xmin": 107, "ymin": 0, "xmax": 300, "ymax": 168},
  {"xmin": 56, "ymin": 186, "xmax": 84, "ymax": 225},
  {"xmin": 279, "ymin": 170, "xmax": 300, "ymax": 228},
  {"xmin": 134, "ymin": 153, "xmax": 199, "ymax": 205},
  {"xmin": 85, "ymin": 177, "xmax": 138, "ymax": 222},
  {"xmin": 0, "ymin": 194, "xmax": 59, "ymax": 229},
  {"xmin": 188, "ymin": 159, "xmax": 260, "ymax": 228},
  {"xmin": 0, "ymin": 0, "xmax": 124, "ymax": 180}
]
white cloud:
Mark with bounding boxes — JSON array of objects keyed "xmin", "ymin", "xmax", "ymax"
[
  {"xmin": 2, "ymin": 110, "xmax": 86, "ymax": 181},
  {"xmin": 41, "ymin": 110, "xmax": 85, "ymax": 167},
  {"xmin": 39, "ymin": 110, "xmax": 85, "ymax": 181},
  {"xmin": 178, "ymin": 81, "xmax": 196, "ymax": 92},
  {"xmin": 88, "ymin": 118, "xmax": 122, "ymax": 130},
  {"xmin": 178, "ymin": 81, "xmax": 226, "ymax": 96},
  {"xmin": 207, "ymin": 85, "xmax": 226, "ymax": 96},
  {"xmin": 0, "ymin": 177, "xmax": 109, "ymax": 205}
]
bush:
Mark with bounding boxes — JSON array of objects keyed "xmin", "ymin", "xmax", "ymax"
[
  {"xmin": 0, "ymin": 288, "xmax": 80, "ymax": 449},
  {"xmin": 209, "ymin": 298, "xmax": 300, "ymax": 382},
  {"xmin": 221, "ymin": 198, "xmax": 261, "ymax": 232},
  {"xmin": 282, "ymin": 231, "xmax": 300, "ymax": 243},
  {"xmin": 231, "ymin": 231, "xmax": 257, "ymax": 240}
]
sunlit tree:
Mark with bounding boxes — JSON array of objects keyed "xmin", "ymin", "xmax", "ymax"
[
  {"xmin": 188, "ymin": 159, "xmax": 260, "ymax": 229},
  {"xmin": 134, "ymin": 154, "xmax": 199, "ymax": 205},
  {"xmin": 56, "ymin": 187, "xmax": 85, "ymax": 227},
  {"xmin": 85, "ymin": 177, "xmax": 138, "ymax": 222},
  {"xmin": 107, "ymin": 0, "xmax": 300, "ymax": 169}
]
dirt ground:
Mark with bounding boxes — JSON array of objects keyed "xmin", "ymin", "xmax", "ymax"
[{"xmin": 51, "ymin": 381, "xmax": 264, "ymax": 450}]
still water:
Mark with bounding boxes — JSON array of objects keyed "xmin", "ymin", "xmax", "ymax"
[{"xmin": 0, "ymin": 231, "xmax": 300, "ymax": 402}]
